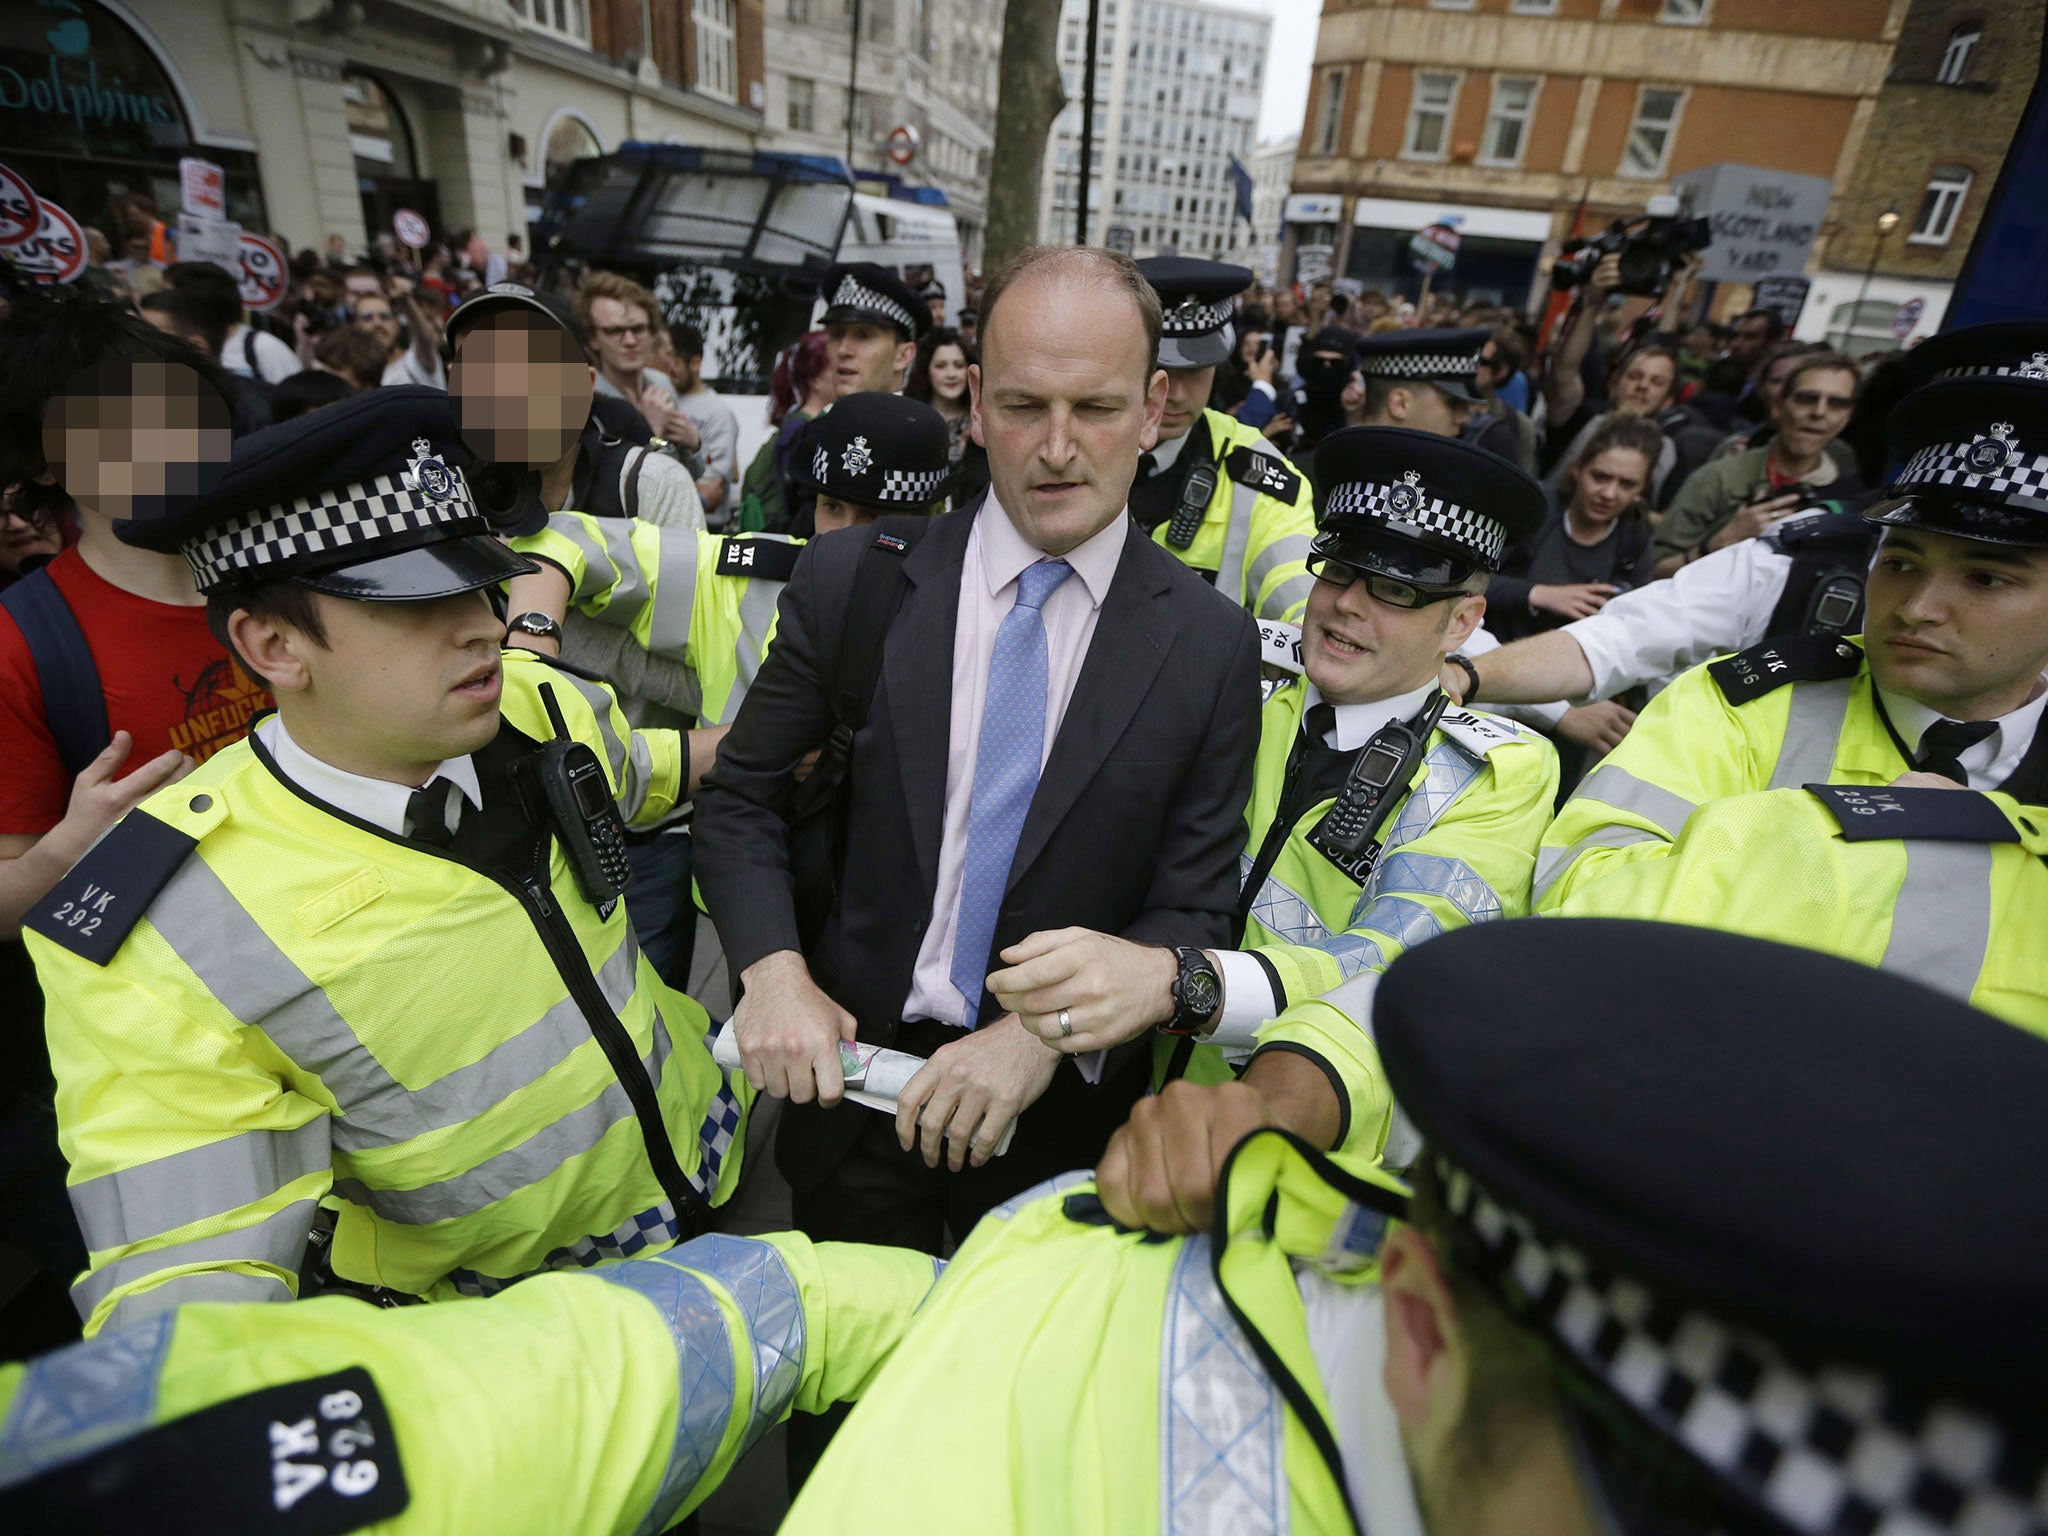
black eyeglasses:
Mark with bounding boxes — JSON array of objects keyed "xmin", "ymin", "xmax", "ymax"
[{"xmin": 1307, "ymin": 552, "xmax": 1469, "ymax": 609}]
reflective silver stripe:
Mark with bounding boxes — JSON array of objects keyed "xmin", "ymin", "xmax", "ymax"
[
  {"xmin": 721, "ymin": 577, "xmax": 785, "ymax": 724},
  {"xmin": 1880, "ymin": 840, "xmax": 1995, "ymax": 1002},
  {"xmin": 332, "ymin": 1018, "xmax": 675, "ymax": 1225},
  {"xmin": 567, "ymin": 515, "xmax": 650, "ymax": 622},
  {"xmin": 1246, "ymin": 533, "xmax": 1313, "ymax": 621},
  {"xmin": 1361, "ymin": 850, "xmax": 1504, "ymax": 928},
  {"xmin": 987, "ymin": 1169, "xmax": 1094, "ymax": 1222},
  {"xmin": 1575, "ymin": 764, "xmax": 1698, "ymax": 839},
  {"xmin": 69, "ymin": 1120, "xmax": 330, "ymax": 1251},
  {"xmin": 1532, "ymin": 823, "xmax": 1663, "ymax": 902},
  {"xmin": 102, "ymin": 1271, "xmax": 290, "ymax": 1330},
  {"xmin": 1766, "ymin": 677, "xmax": 1855, "ymax": 791},
  {"xmin": 545, "ymin": 667, "xmax": 634, "ymax": 797},
  {"xmin": 684, "ymin": 1237, "xmax": 806, "ymax": 1456},
  {"xmin": 0, "ymin": 1311, "xmax": 173, "ymax": 1489},
  {"xmin": 623, "ymin": 732, "xmax": 657, "ymax": 822},
  {"xmin": 1382, "ymin": 741, "xmax": 1485, "ymax": 851},
  {"xmin": 1346, "ymin": 893, "xmax": 1442, "ymax": 953},
  {"xmin": 1262, "ymin": 571, "xmax": 1316, "ymax": 623},
  {"xmin": 1159, "ymin": 1236, "xmax": 1288, "ymax": 1536},
  {"xmin": 70, "ymin": 1199, "xmax": 314, "ymax": 1322},
  {"xmin": 548, "ymin": 515, "xmax": 617, "ymax": 605},
  {"xmin": 1216, "ymin": 479, "xmax": 1258, "ymax": 608},
  {"xmin": 647, "ymin": 527, "xmax": 702, "ymax": 658}
]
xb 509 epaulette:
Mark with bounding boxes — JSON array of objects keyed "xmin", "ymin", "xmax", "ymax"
[
  {"xmin": 1708, "ymin": 634, "xmax": 1862, "ymax": 705},
  {"xmin": 24, "ymin": 807, "xmax": 201, "ymax": 964},
  {"xmin": 1224, "ymin": 444, "xmax": 1303, "ymax": 503},
  {"xmin": 715, "ymin": 535, "xmax": 803, "ymax": 582}
]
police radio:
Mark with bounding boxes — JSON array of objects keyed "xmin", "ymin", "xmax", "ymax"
[
  {"xmin": 1167, "ymin": 460, "xmax": 1217, "ymax": 549},
  {"xmin": 1804, "ymin": 571, "xmax": 1864, "ymax": 636},
  {"xmin": 1306, "ymin": 691, "xmax": 1450, "ymax": 883},
  {"xmin": 513, "ymin": 683, "xmax": 632, "ymax": 906}
]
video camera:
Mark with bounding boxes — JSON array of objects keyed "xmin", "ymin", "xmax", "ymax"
[{"xmin": 1552, "ymin": 194, "xmax": 1712, "ymax": 299}]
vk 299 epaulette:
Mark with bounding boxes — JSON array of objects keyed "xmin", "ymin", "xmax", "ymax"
[
  {"xmin": 1224, "ymin": 444, "xmax": 1303, "ymax": 503},
  {"xmin": 1707, "ymin": 634, "xmax": 1862, "ymax": 705},
  {"xmin": 715, "ymin": 536, "xmax": 804, "ymax": 582},
  {"xmin": 24, "ymin": 808, "xmax": 199, "ymax": 964}
]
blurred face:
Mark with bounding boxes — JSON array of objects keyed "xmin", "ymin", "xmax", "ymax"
[
  {"xmin": 353, "ymin": 296, "xmax": 398, "ymax": 353},
  {"xmin": 970, "ymin": 269, "xmax": 1167, "ymax": 555},
  {"xmin": 587, "ymin": 296, "xmax": 655, "ymax": 376},
  {"xmin": 927, "ymin": 295, "xmax": 947, "ymax": 327},
  {"xmin": 1612, "ymin": 353, "xmax": 1676, "ymax": 416},
  {"xmin": 1303, "ymin": 564, "xmax": 1484, "ymax": 704},
  {"xmin": 0, "ymin": 485, "xmax": 63, "ymax": 573},
  {"xmin": 926, "ymin": 343, "xmax": 969, "ymax": 404},
  {"xmin": 1864, "ymin": 529, "xmax": 2048, "ymax": 720},
  {"xmin": 1730, "ymin": 316, "xmax": 1775, "ymax": 364},
  {"xmin": 42, "ymin": 360, "xmax": 233, "ymax": 523},
  {"xmin": 1757, "ymin": 352, "xmax": 1806, "ymax": 415},
  {"xmin": 827, "ymin": 319, "xmax": 915, "ymax": 398},
  {"xmin": 1569, "ymin": 448, "xmax": 1651, "ymax": 529},
  {"xmin": 451, "ymin": 318, "xmax": 595, "ymax": 467},
  {"xmin": 344, "ymin": 272, "xmax": 385, "ymax": 305},
  {"xmin": 814, "ymin": 492, "xmax": 889, "ymax": 536},
  {"xmin": 1772, "ymin": 366, "xmax": 1856, "ymax": 462},
  {"xmin": 1158, "ymin": 365, "xmax": 1216, "ymax": 442}
]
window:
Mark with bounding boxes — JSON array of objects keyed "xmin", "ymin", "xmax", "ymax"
[
  {"xmin": 1430, "ymin": 0, "xmax": 1477, "ymax": 8},
  {"xmin": 693, "ymin": 0, "xmax": 737, "ymax": 102},
  {"xmin": 1622, "ymin": 87, "xmax": 1683, "ymax": 177},
  {"xmin": 1314, "ymin": 68, "xmax": 1347, "ymax": 154},
  {"xmin": 1511, "ymin": 0, "xmax": 1559, "ymax": 11},
  {"xmin": 788, "ymin": 0, "xmax": 809, "ymax": 20},
  {"xmin": 1937, "ymin": 24, "xmax": 1981, "ymax": 85},
  {"xmin": 1480, "ymin": 76, "xmax": 1537, "ymax": 166},
  {"xmin": 787, "ymin": 76, "xmax": 815, "ymax": 132},
  {"xmin": 511, "ymin": 0, "xmax": 589, "ymax": 45},
  {"xmin": 1404, "ymin": 71, "xmax": 1459, "ymax": 160},
  {"xmin": 1910, "ymin": 165, "xmax": 1972, "ymax": 245},
  {"xmin": 1660, "ymin": 0, "xmax": 1708, "ymax": 21}
]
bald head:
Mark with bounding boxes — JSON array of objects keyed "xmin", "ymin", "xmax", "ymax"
[{"xmin": 979, "ymin": 246, "xmax": 1162, "ymax": 385}]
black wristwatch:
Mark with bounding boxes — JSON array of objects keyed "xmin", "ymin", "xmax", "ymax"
[
  {"xmin": 1446, "ymin": 651, "xmax": 1481, "ymax": 701},
  {"xmin": 1160, "ymin": 946, "xmax": 1222, "ymax": 1037},
  {"xmin": 507, "ymin": 611, "xmax": 564, "ymax": 643}
]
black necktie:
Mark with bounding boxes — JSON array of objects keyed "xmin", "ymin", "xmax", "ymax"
[
  {"xmin": 1914, "ymin": 720, "xmax": 1997, "ymax": 785},
  {"xmin": 405, "ymin": 777, "xmax": 459, "ymax": 848},
  {"xmin": 1304, "ymin": 703, "xmax": 1338, "ymax": 748},
  {"xmin": 1136, "ymin": 452, "xmax": 1158, "ymax": 482}
]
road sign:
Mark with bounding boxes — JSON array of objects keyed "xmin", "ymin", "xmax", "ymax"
[
  {"xmin": 1892, "ymin": 296, "xmax": 1926, "ymax": 339},
  {"xmin": 1409, "ymin": 221, "xmax": 1461, "ymax": 271},
  {"xmin": 885, "ymin": 125, "xmax": 920, "ymax": 167},
  {"xmin": 393, "ymin": 209, "xmax": 430, "ymax": 250},
  {"xmin": 14, "ymin": 199, "xmax": 86, "ymax": 283},
  {"xmin": 179, "ymin": 156, "xmax": 226, "ymax": 221},
  {"xmin": 238, "ymin": 233, "xmax": 290, "ymax": 311},
  {"xmin": 0, "ymin": 162, "xmax": 39, "ymax": 249}
]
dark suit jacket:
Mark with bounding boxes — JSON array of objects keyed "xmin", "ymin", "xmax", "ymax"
[{"xmin": 694, "ymin": 496, "xmax": 1261, "ymax": 1182}]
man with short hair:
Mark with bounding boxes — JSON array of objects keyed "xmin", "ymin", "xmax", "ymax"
[
  {"xmin": 1352, "ymin": 327, "xmax": 1488, "ymax": 437},
  {"xmin": 163, "ymin": 261, "xmax": 302, "ymax": 386},
  {"xmin": 666, "ymin": 321, "xmax": 740, "ymax": 526},
  {"xmin": 573, "ymin": 270, "xmax": 706, "ymax": 467},
  {"xmin": 818, "ymin": 261, "xmax": 928, "ymax": 399}
]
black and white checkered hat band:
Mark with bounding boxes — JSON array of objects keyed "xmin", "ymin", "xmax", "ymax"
[
  {"xmin": 1895, "ymin": 436, "xmax": 2048, "ymax": 510},
  {"xmin": 829, "ymin": 276, "xmax": 918, "ymax": 334},
  {"xmin": 1162, "ymin": 297, "xmax": 1234, "ymax": 337},
  {"xmin": 1326, "ymin": 479, "xmax": 1507, "ymax": 564},
  {"xmin": 185, "ymin": 469, "xmax": 479, "ymax": 590},
  {"xmin": 1440, "ymin": 1163, "xmax": 2048, "ymax": 1536},
  {"xmin": 872, "ymin": 465, "xmax": 948, "ymax": 503},
  {"xmin": 1358, "ymin": 350, "xmax": 1481, "ymax": 381},
  {"xmin": 1931, "ymin": 360, "xmax": 2048, "ymax": 383}
]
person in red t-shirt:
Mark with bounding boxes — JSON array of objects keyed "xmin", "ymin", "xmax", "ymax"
[{"xmin": 0, "ymin": 302, "xmax": 260, "ymax": 937}]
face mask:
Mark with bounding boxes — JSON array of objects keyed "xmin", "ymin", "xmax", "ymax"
[{"xmin": 1301, "ymin": 355, "xmax": 1351, "ymax": 403}]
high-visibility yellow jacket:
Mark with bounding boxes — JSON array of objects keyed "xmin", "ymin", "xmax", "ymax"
[
  {"xmin": 0, "ymin": 1232, "xmax": 939, "ymax": 1535},
  {"xmin": 24, "ymin": 650, "xmax": 747, "ymax": 1335},
  {"xmin": 786, "ymin": 1130, "xmax": 1408, "ymax": 1535},
  {"xmin": 1536, "ymin": 634, "xmax": 2045, "ymax": 909},
  {"xmin": 511, "ymin": 514, "xmax": 798, "ymax": 727},
  {"xmin": 1153, "ymin": 408, "xmax": 1319, "ymax": 623},
  {"xmin": 1205, "ymin": 678, "xmax": 1557, "ymax": 1157},
  {"xmin": 1546, "ymin": 784, "xmax": 2048, "ymax": 1035}
]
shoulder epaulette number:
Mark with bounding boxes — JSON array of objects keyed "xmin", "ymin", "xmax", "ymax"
[
  {"xmin": 1806, "ymin": 784, "xmax": 2023, "ymax": 844},
  {"xmin": 1223, "ymin": 444, "xmax": 1303, "ymax": 504},
  {"xmin": 24, "ymin": 808, "xmax": 198, "ymax": 964},
  {"xmin": 715, "ymin": 535, "xmax": 803, "ymax": 582},
  {"xmin": 1708, "ymin": 634, "xmax": 1862, "ymax": 705},
  {"xmin": 1436, "ymin": 706, "xmax": 1528, "ymax": 757}
]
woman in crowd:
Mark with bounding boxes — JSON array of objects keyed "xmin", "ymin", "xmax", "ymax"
[
  {"xmin": 740, "ymin": 330, "xmax": 832, "ymax": 532},
  {"xmin": 905, "ymin": 326, "xmax": 987, "ymax": 508}
]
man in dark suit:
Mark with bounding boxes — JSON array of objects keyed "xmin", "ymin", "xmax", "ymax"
[{"xmin": 694, "ymin": 246, "xmax": 1260, "ymax": 1252}]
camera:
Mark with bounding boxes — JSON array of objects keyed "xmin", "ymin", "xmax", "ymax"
[{"xmin": 1552, "ymin": 194, "xmax": 1713, "ymax": 298}]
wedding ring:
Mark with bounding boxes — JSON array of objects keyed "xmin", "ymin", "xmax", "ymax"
[{"xmin": 1058, "ymin": 1009, "xmax": 1073, "ymax": 1040}]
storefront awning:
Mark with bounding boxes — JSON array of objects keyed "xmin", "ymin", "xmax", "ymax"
[{"xmin": 1352, "ymin": 197, "xmax": 1552, "ymax": 244}]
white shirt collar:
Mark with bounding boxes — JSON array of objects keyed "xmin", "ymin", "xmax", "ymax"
[
  {"xmin": 1299, "ymin": 1278, "xmax": 1428, "ymax": 1536},
  {"xmin": 978, "ymin": 494, "xmax": 1127, "ymax": 609},
  {"xmin": 1303, "ymin": 678, "xmax": 1441, "ymax": 752},
  {"xmin": 1145, "ymin": 420, "xmax": 1196, "ymax": 474},
  {"xmin": 1875, "ymin": 679, "xmax": 2048, "ymax": 792},
  {"xmin": 258, "ymin": 714, "xmax": 483, "ymax": 837}
]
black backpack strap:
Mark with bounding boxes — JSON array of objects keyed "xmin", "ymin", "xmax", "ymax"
[
  {"xmin": 1, "ymin": 569, "xmax": 110, "ymax": 780},
  {"xmin": 241, "ymin": 327, "xmax": 259, "ymax": 376}
]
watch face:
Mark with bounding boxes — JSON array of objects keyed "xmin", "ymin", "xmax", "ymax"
[{"xmin": 1183, "ymin": 966, "xmax": 1221, "ymax": 1018}]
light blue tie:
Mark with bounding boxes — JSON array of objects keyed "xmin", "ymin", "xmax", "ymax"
[{"xmin": 950, "ymin": 558, "xmax": 1075, "ymax": 1028}]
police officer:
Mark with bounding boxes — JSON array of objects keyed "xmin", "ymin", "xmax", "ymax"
[
  {"xmin": 784, "ymin": 920, "xmax": 2048, "ymax": 1535},
  {"xmin": 22, "ymin": 388, "xmax": 747, "ymax": 1335},
  {"xmin": 1129, "ymin": 257, "xmax": 1320, "ymax": 622},
  {"xmin": 791, "ymin": 389, "xmax": 954, "ymax": 534},
  {"xmin": 995, "ymin": 427, "xmax": 1555, "ymax": 1163},
  {"xmin": 1353, "ymin": 325, "xmax": 1492, "ymax": 436},
  {"xmin": 818, "ymin": 261, "xmax": 929, "ymax": 398},
  {"xmin": 1539, "ymin": 372, "xmax": 2048, "ymax": 910},
  {"xmin": 1451, "ymin": 320, "xmax": 2048, "ymax": 713},
  {"xmin": 0, "ymin": 1228, "xmax": 940, "ymax": 1532}
]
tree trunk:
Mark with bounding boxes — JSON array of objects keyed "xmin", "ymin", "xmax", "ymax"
[{"xmin": 984, "ymin": 0, "xmax": 1068, "ymax": 270}]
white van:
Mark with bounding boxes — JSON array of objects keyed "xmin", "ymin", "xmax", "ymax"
[{"xmin": 832, "ymin": 188, "xmax": 966, "ymax": 331}]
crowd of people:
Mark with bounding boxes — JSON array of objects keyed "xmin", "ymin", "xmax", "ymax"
[{"xmin": 0, "ymin": 218, "xmax": 2044, "ymax": 1536}]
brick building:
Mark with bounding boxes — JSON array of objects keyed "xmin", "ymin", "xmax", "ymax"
[
  {"xmin": 1797, "ymin": 0, "xmax": 2045, "ymax": 351},
  {"xmin": 1284, "ymin": 0, "xmax": 1903, "ymax": 312}
]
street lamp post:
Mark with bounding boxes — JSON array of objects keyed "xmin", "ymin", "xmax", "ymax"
[{"xmin": 1853, "ymin": 207, "xmax": 1903, "ymax": 337}]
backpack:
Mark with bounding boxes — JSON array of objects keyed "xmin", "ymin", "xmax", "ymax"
[{"xmin": 0, "ymin": 569, "xmax": 109, "ymax": 780}]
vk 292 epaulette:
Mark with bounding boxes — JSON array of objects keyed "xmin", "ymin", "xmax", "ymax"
[
  {"xmin": 715, "ymin": 535, "xmax": 803, "ymax": 582},
  {"xmin": 1224, "ymin": 444, "xmax": 1303, "ymax": 503},
  {"xmin": 24, "ymin": 808, "xmax": 199, "ymax": 964},
  {"xmin": 1806, "ymin": 784, "xmax": 2024, "ymax": 844},
  {"xmin": 1707, "ymin": 634, "xmax": 1862, "ymax": 705}
]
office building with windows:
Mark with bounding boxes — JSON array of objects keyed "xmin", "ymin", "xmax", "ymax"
[
  {"xmin": 1248, "ymin": 134, "xmax": 1297, "ymax": 283},
  {"xmin": 1037, "ymin": 0, "xmax": 1272, "ymax": 261},
  {"xmin": 1285, "ymin": 0, "xmax": 1903, "ymax": 312}
]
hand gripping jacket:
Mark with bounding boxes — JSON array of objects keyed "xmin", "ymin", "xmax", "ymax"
[
  {"xmin": 783, "ymin": 1131, "xmax": 1409, "ymax": 1536},
  {"xmin": 0, "ymin": 1232, "xmax": 941, "ymax": 1535},
  {"xmin": 1157, "ymin": 408, "xmax": 1319, "ymax": 624},
  {"xmin": 24, "ymin": 651, "xmax": 748, "ymax": 1335},
  {"xmin": 1547, "ymin": 783, "xmax": 2048, "ymax": 1035}
]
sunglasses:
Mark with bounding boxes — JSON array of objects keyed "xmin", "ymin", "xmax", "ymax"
[{"xmin": 1308, "ymin": 552, "xmax": 1469, "ymax": 609}]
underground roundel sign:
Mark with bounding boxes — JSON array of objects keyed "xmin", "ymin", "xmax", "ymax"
[{"xmin": 0, "ymin": 161, "xmax": 39, "ymax": 249}]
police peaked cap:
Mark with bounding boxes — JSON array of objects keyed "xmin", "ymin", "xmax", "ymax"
[
  {"xmin": 126, "ymin": 385, "xmax": 536, "ymax": 600},
  {"xmin": 1353, "ymin": 325, "xmax": 1490, "ymax": 404},
  {"xmin": 1899, "ymin": 319, "xmax": 2048, "ymax": 391},
  {"xmin": 1310, "ymin": 424, "xmax": 1545, "ymax": 583},
  {"xmin": 820, "ymin": 262, "xmax": 930, "ymax": 340},
  {"xmin": 443, "ymin": 282, "xmax": 586, "ymax": 366},
  {"xmin": 1377, "ymin": 919, "xmax": 2048, "ymax": 1536},
  {"xmin": 1136, "ymin": 255, "xmax": 1253, "ymax": 370},
  {"xmin": 793, "ymin": 391, "xmax": 951, "ymax": 509},
  {"xmin": 1867, "ymin": 375, "xmax": 2048, "ymax": 548}
]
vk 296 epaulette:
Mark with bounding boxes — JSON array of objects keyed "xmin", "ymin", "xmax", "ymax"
[
  {"xmin": 715, "ymin": 536, "xmax": 803, "ymax": 582},
  {"xmin": 1806, "ymin": 784, "xmax": 2025, "ymax": 844},
  {"xmin": 1224, "ymin": 444, "xmax": 1303, "ymax": 503},
  {"xmin": 1707, "ymin": 634, "xmax": 1862, "ymax": 705},
  {"xmin": 24, "ymin": 808, "xmax": 199, "ymax": 964}
]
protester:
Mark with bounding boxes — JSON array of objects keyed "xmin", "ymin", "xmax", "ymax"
[
  {"xmin": 663, "ymin": 321, "xmax": 741, "ymax": 525},
  {"xmin": 0, "ymin": 481, "xmax": 66, "ymax": 591},
  {"xmin": 904, "ymin": 325, "xmax": 986, "ymax": 507},
  {"xmin": 740, "ymin": 330, "xmax": 832, "ymax": 532}
]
